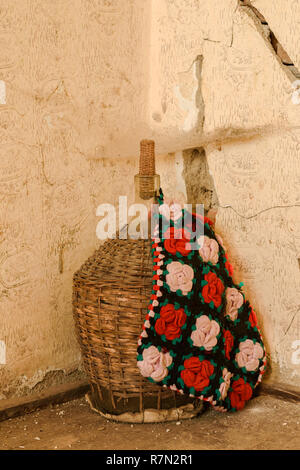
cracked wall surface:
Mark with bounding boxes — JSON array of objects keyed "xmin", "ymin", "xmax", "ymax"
[
  {"xmin": 148, "ymin": 0, "xmax": 300, "ymax": 383},
  {"xmin": 202, "ymin": 1, "xmax": 300, "ymax": 383},
  {"xmin": 247, "ymin": 0, "xmax": 300, "ymax": 71},
  {"xmin": 0, "ymin": 0, "xmax": 300, "ymax": 400},
  {"xmin": 182, "ymin": 148, "xmax": 218, "ymax": 212}
]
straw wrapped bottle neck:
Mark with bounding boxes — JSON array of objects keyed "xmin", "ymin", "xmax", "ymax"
[
  {"xmin": 135, "ymin": 139, "xmax": 160, "ymax": 201},
  {"xmin": 139, "ymin": 139, "xmax": 156, "ymax": 176}
]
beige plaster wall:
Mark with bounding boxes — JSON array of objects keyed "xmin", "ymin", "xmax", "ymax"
[
  {"xmin": 0, "ymin": 0, "xmax": 151, "ymax": 398},
  {"xmin": 0, "ymin": 0, "xmax": 299, "ymax": 399}
]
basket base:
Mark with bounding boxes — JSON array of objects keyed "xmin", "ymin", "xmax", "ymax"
[{"xmin": 85, "ymin": 392, "xmax": 204, "ymax": 423}]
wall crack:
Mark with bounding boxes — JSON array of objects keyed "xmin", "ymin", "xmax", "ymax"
[
  {"xmin": 195, "ymin": 55, "xmax": 205, "ymax": 133},
  {"xmin": 218, "ymin": 203, "xmax": 300, "ymax": 220},
  {"xmin": 240, "ymin": 0, "xmax": 300, "ymax": 80}
]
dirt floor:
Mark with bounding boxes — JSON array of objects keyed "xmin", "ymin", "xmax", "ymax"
[{"xmin": 0, "ymin": 394, "xmax": 299, "ymax": 450}]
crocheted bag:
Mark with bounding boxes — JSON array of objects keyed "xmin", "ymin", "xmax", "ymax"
[{"xmin": 137, "ymin": 189, "xmax": 267, "ymax": 412}]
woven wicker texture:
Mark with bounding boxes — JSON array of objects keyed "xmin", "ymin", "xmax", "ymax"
[
  {"xmin": 136, "ymin": 140, "xmax": 157, "ymax": 200},
  {"xmin": 139, "ymin": 139, "xmax": 155, "ymax": 176},
  {"xmin": 73, "ymin": 238, "xmax": 195, "ymax": 417}
]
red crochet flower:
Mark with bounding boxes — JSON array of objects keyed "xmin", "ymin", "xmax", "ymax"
[
  {"xmin": 202, "ymin": 272, "xmax": 224, "ymax": 308},
  {"xmin": 249, "ymin": 308, "xmax": 258, "ymax": 328},
  {"xmin": 224, "ymin": 254, "xmax": 234, "ymax": 277},
  {"xmin": 155, "ymin": 304, "xmax": 187, "ymax": 341},
  {"xmin": 224, "ymin": 330, "xmax": 234, "ymax": 360},
  {"xmin": 163, "ymin": 227, "xmax": 191, "ymax": 256},
  {"xmin": 159, "ymin": 303, "xmax": 175, "ymax": 323},
  {"xmin": 181, "ymin": 357, "xmax": 214, "ymax": 391},
  {"xmin": 229, "ymin": 378, "xmax": 252, "ymax": 410}
]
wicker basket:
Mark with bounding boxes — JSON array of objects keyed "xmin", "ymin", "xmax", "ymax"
[{"xmin": 73, "ymin": 237, "xmax": 204, "ymax": 422}]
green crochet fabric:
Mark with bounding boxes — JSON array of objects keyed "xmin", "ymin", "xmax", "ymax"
[{"xmin": 137, "ymin": 189, "xmax": 267, "ymax": 412}]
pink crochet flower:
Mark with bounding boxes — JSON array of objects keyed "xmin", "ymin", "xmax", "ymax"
[
  {"xmin": 198, "ymin": 236, "xmax": 219, "ymax": 265},
  {"xmin": 190, "ymin": 315, "xmax": 220, "ymax": 350},
  {"xmin": 225, "ymin": 287, "xmax": 244, "ymax": 321},
  {"xmin": 159, "ymin": 202, "xmax": 182, "ymax": 222},
  {"xmin": 235, "ymin": 339, "xmax": 264, "ymax": 371},
  {"xmin": 137, "ymin": 346, "xmax": 172, "ymax": 382},
  {"xmin": 219, "ymin": 368, "xmax": 233, "ymax": 400},
  {"xmin": 166, "ymin": 261, "xmax": 194, "ymax": 295}
]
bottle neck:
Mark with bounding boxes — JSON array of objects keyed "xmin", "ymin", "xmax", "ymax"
[
  {"xmin": 129, "ymin": 174, "xmax": 160, "ymax": 239},
  {"xmin": 134, "ymin": 174, "xmax": 160, "ymax": 205}
]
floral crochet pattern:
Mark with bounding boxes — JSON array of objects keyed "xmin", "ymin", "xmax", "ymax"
[
  {"xmin": 225, "ymin": 287, "xmax": 244, "ymax": 321},
  {"xmin": 219, "ymin": 368, "xmax": 233, "ymax": 400},
  {"xmin": 229, "ymin": 378, "xmax": 253, "ymax": 411},
  {"xmin": 223, "ymin": 329, "xmax": 234, "ymax": 360},
  {"xmin": 202, "ymin": 272, "xmax": 224, "ymax": 308},
  {"xmin": 137, "ymin": 346, "xmax": 172, "ymax": 382},
  {"xmin": 159, "ymin": 202, "xmax": 182, "ymax": 222},
  {"xmin": 235, "ymin": 339, "xmax": 264, "ymax": 371},
  {"xmin": 166, "ymin": 261, "xmax": 194, "ymax": 295},
  {"xmin": 180, "ymin": 357, "xmax": 214, "ymax": 392},
  {"xmin": 190, "ymin": 315, "xmax": 220, "ymax": 350},
  {"xmin": 198, "ymin": 235, "xmax": 219, "ymax": 265},
  {"xmin": 163, "ymin": 227, "xmax": 191, "ymax": 256},
  {"xmin": 249, "ymin": 308, "xmax": 258, "ymax": 328},
  {"xmin": 137, "ymin": 188, "xmax": 267, "ymax": 412},
  {"xmin": 155, "ymin": 304, "xmax": 187, "ymax": 340}
]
